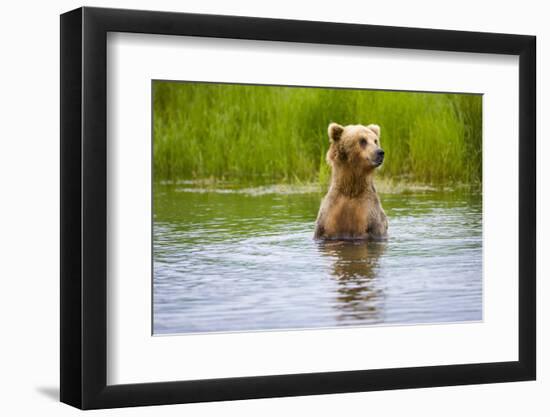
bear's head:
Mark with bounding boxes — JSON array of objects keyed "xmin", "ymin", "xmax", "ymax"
[{"xmin": 326, "ymin": 123, "xmax": 384, "ymax": 172}]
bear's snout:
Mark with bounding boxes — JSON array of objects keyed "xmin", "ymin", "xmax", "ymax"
[{"xmin": 374, "ymin": 148, "xmax": 385, "ymax": 165}]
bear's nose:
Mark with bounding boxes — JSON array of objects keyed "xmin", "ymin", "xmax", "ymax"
[{"xmin": 377, "ymin": 149, "xmax": 385, "ymax": 157}]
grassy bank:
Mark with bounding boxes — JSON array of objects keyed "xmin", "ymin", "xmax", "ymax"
[{"xmin": 153, "ymin": 81, "xmax": 482, "ymax": 185}]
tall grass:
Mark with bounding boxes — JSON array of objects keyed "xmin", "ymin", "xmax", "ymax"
[{"xmin": 153, "ymin": 81, "xmax": 482, "ymax": 185}]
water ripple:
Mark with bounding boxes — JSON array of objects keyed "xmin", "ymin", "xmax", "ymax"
[{"xmin": 153, "ymin": 187, "xmax": 482, "ymax": 334}]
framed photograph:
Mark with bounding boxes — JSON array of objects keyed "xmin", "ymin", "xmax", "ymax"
[{"xmin": 60, "ymin": 6, "xmax": 536, "ymax": 409}]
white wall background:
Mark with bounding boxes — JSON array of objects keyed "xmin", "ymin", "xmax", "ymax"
[{"xmin": 0, "ymin": 0, "xmax": 545, "ymax": 415}]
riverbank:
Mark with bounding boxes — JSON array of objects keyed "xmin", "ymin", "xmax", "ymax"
[
  {"xmin": 155, "ymin": 178, "xmax": 482, "ymax": 196},
  {"xmin": 153, "ymin": 81, "xmax": 482, "ymax": 185}
]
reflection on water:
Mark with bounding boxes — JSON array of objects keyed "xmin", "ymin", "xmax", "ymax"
[
  {"xmin": 153, "ymin": 183, "xmax": 482, "ymax": 335},
  {"xmin": 318, "ymin": 241, "xmax": 385, "ymax": 323}
]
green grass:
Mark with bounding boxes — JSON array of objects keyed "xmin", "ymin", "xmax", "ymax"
[{"xmin": 153, "ymin": 81, "xmax": 482, "ymax": 185}]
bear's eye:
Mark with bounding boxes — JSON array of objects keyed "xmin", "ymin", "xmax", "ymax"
[
  {"xmin": 359, "ymin": 138, "xmax": 367, "ymax": 147},
  {"xmin": 374, "ymin": 139, "xmax": 379, "ymax": 145}
]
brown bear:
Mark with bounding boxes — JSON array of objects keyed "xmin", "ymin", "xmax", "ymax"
[{"xmin": 314, "ymin": 122, "xmax": 388, "ymax": 240}]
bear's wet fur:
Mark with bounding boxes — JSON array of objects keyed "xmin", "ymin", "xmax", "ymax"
[{"xmin": 314, "ymin": 123, "xmax": 388, "ymax": 240}]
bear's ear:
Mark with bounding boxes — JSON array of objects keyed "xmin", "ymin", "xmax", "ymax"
[
  {"xmin": 367, "ymin": 124, "xmax": 381, "ymax": 138},
  {"xmin": 328, "ymin": 123, "xmax": 344, "ymax": 142}
]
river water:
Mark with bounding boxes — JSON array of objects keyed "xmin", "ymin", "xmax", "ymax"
[{"xmin": 153, "ymin": 183, "xmax": 482, "ymax": 335}]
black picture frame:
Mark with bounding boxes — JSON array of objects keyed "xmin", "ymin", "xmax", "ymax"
[{"xmin": 60, "ymin": 6, "xmax": 536, "ymax": 410}]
